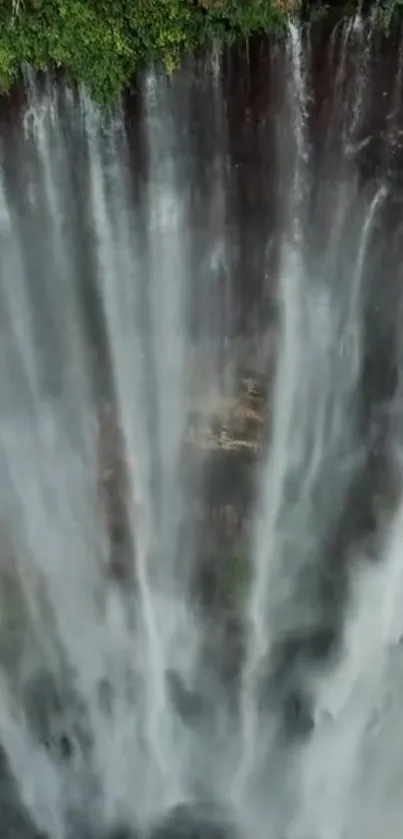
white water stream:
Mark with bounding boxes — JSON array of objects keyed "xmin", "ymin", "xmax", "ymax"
[{"xmin": 0, "ymin": 14, "xmax": 402, "ymax": 839}]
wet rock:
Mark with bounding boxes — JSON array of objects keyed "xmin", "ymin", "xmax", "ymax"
[
  {"xmin": 166, "ymin": 670, "xmax": 206, "ymax": 726},
  {"xmin": 281, "ymin": 689, "xmax": 314, "ymax": 740},
  {"xmin": 257, "ymin": 667, "xmax": 314, "ymax": 742},
  {"xmin": 104, "ymin": 828, "xmax": 138, "ymax": 839},
  {"xmin": 22, "ymin": 668, "xmax": 92, "ymax": 761},
  {"xmin": 256, "ymin": 623, "xmax": 333, "ymax": 742},
  {"xmin": 148, "ymin": 802, "xmax": 235, "ymax": 839},
  {"xmin": 22, "ymin": 668, "xmax": 64, "ymax": 744},
  {"xmin": 272, "ymin": 625, "xmax": 338, "ymax": 674}
]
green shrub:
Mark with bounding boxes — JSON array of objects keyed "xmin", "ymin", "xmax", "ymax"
[
  {"xmin": 0, "ymin": 0, "xmax": 400, "ymax": 102},
  {"xmin": 375, "ymin": 0, "xmax": 403, "ymax": 31},
  {"xmin": 0, "ymin": 0, "xmax": 299, "ymax": 102}
]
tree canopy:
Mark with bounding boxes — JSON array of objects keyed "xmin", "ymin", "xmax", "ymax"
[{"xmin": 0, "ymin": 0, "xmax": 401, "ymax": 102}]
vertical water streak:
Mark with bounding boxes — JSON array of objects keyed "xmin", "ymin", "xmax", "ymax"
[
  {"xmin": 340, "ymin": 184, "xmax": 387, "ymax": 381},
  {"xmin": 83, "ymin": 92, "xmax": 186, "ymax": 821},
  {"xmin": 209, "ymin": 40, "xmax": 232, "ymax": 390},
  {"xmin": 286, "ymin": 20, "xmax": 309, "ymax": 238},
  {"xmin": 346, "ymin": 3, "xmax": 377, "ymax": 146},
  {"xmin": 143, "ymin": 68, "xmax": 202, "ymax": 687},
  {"xmin": 237, "ymin": 22, "xmax": 387, "ymax": 836},
  {"xmin": 0, "ymin": 75, "xmax": 121, "ymax": 838},
  {"xmin": 235, "ymin": 20, "xmax": 310, "ymax": 797},
  {"xmin": 142, "ymin": 68, "xmax": 201, "ymax": 806},
  {"xmin": 325, "ymin": 17, "xmax": 354, "ymax": 154},
  {"xmin": 288, "ymin": 469, "xmax": 403, "ymax": 839},
  {"xmin": 384, "ymin": 29, "xmax": 403, "ymax": 176},
  {"xmin": 143, "ymin": 71, "xmax": 189, "ymax": 587},
  {"xmin": 0, "ymin": 167, "xmax": 66, "ymax": 839}
]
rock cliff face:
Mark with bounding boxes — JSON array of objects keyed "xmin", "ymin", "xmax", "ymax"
[
  {"xmin": 96, "ymin": 360, "xmax": 266, "ymax": 692},
  {"xmin": 98, "ymin": 361, "xmax": 270, "ymax": 586},
  {"xmin": 185, "ymin": 374, "xmax": 266, "ymax": 452}
]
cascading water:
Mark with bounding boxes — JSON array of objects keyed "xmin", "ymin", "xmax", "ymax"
[{"xmin": 1, "ymin": 10, "xmax": 403, "ymax": 839}]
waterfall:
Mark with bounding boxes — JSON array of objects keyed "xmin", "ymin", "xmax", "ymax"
[{"xmin": 0, "ymin": 9, "xmax": 403, "ymax": 839}]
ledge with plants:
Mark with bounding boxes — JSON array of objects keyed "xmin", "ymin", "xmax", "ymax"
[{"xmin": 0, "ymin": 0, "xmax": 402, "ymax": 102}]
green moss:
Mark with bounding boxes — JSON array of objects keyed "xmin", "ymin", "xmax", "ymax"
[{"xmin": 0, "ymin": 0, "xmax": 299, "ymax": 102}]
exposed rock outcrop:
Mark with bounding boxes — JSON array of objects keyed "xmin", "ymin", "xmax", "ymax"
[{"xmin": 98, "ymin": 371, "xmax": 269, "ymax": 583}]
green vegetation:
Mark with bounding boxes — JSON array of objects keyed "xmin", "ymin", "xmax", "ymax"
[
  {"xmin": 377, "ymin": 0, "xmax": 403, "ymax": 29},
  {"xmin": 202, "ymin": 540, "xmax": 250, "ymax": 613},
  {"xmin": 0, "ymin": 0, "xmax": 402, "ymax": 102},
  {"xmin": 0, "ymin": 0, "xmax": 297, "ymax": 102}
]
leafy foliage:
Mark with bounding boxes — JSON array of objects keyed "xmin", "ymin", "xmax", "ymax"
[
  {"xmin": 375, "ymin": 0, "xmax": 403, "ymax": 31},
  {"xmin": 0, "ymin": 0, "xmax": 401, "ymax": 101},
  {"xmin": 0, "ymin": 0, "xmax": 299, "ymax": 101}
]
